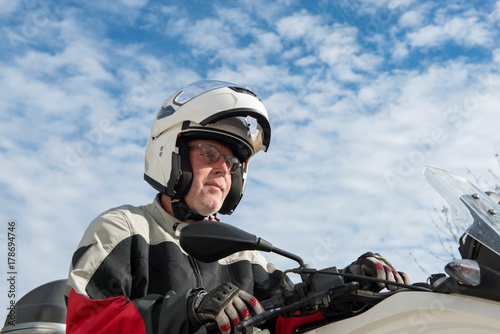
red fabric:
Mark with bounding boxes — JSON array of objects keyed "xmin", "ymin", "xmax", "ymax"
[
  {"xmin": 66, "ymin": 289, "xmax": 146, "ymax": 334},
  {"xmin": 275, "ymin": 311, "xmax": 325, "ymax": 334}
]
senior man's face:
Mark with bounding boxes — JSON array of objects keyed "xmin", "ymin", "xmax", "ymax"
[{"xmin": 184, "ymin": 139, "xmax": 233, "ymax": 216}]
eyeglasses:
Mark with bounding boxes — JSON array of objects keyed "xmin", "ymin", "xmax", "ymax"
[{"xmin": 189, "ymin": 144, "xmax": 242, "ymax": 173}]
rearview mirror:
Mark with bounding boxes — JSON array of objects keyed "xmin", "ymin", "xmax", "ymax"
[
  {"xmin": 180, "ymin": 221, "xmax": 305, "ymax": 266},
  {"xmin": 180, "ymin": 221, "xmax": 274, "ymax": 262},
  {"xmin": 445, "ymin": 259, "xmax": 481, "ymax": 286}
]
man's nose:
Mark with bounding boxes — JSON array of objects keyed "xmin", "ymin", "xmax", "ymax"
[{"xmin": 213, "ymin": 157, "xmax": 230, "ymax": 175}]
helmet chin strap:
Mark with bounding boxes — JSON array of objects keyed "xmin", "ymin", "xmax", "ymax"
[{"xmin": 171, "ymin": 198, "xmax": 207, "ymax": 222}]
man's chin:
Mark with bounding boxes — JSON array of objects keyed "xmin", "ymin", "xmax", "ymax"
[{"xmin": 189, "ymin": 200, "xmax": 223, "ymax": 217}]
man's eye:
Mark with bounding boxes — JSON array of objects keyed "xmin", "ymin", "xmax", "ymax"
[{"xmin": 204, "ymin": 151, "xmax": 217, "ymax": 160}]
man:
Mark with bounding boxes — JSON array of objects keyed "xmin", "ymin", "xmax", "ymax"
[{"xmin": 65, "ymin": 80, "xmax": 409, "ymax": 334}]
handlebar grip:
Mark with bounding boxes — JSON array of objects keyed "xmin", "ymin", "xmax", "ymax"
[{"xmin": 206, "ymin": 296, "xmax": 280, "ymax": 333}]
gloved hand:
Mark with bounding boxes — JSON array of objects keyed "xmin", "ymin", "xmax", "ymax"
[
  {"xmin": 188, "ymin": 282, "xmax": 264, "ymax": 334},
  {"xmin": 344, "ymin": 252, "xmax": 410, "ymax": 292}
]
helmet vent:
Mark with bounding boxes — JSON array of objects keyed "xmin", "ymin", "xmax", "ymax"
[
  {"xmin": 157, "ymin": 105, "xmax": 176, "ymax": 120},
  {"xmin": 228, "ymin": 86, "xmax": 258, "ymax": 98}
]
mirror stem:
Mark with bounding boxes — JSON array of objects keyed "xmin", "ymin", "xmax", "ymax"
[
  {"xmin": 256, "ymin": 237, "xmax": 305, "ymax": 267},
  {"xmin": 272, "ymin": 246, "xmax": 306, "ymax": 267}
]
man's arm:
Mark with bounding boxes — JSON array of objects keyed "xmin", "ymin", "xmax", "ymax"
[
  {"xmin": 66, "ymin": 208, "xmax": 195, "ymax": 334},
  {"xmin": 66, "ymin": 288, "xmax": 194, "ymax": 334}
]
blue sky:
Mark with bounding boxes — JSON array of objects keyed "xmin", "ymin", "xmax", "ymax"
[{"xmin": 2, "ymin": 0, "xmax": 500, "ymax": 321}]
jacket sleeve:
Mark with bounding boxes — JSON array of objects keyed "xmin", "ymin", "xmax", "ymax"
[
  {"xmin": 65, "ymin": 207, "xmax": 196, "ymax": 334},
  {"xmin": 66, "ymin": 287, "xmax": 194, "ymax": 334}
]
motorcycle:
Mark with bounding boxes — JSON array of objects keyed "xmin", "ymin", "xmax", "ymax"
[{"xmin": 3, "ymin": 167, "xmax": 500, "ymax": 333}]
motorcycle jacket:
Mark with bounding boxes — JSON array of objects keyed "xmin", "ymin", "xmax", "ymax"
[{"xmin": 65, "ymin": 194, "xmax": 283, "ymax": 334}]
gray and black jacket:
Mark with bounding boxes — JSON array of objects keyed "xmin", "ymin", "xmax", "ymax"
[{"xmin": 65, "ymin": 194, "xmax": 283, "ymax": 334}]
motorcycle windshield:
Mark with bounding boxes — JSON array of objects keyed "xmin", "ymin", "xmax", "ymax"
[{"xmin": 424, "ymin": 167, "xmax": 500, "ymax": 257}]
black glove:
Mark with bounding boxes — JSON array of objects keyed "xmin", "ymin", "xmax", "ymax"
[
  {"xmin": 189, "ymin": 282, "xmax": 264, "ymax": 334},
  {"xmin": 344, "ymin": 252, "xmax": 410, "ymax": 292}
]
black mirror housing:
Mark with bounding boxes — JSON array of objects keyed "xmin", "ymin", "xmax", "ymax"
[{"xmin": 180, "ymin": 221, "xmax": 273, "ymax": 262}]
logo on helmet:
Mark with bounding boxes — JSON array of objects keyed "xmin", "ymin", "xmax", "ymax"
[{"xmin": 157, "ymin": 105, "xmax": 176, "ymax": 120}]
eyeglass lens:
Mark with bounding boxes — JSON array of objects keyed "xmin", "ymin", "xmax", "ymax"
[{"xmin": 193, "ymin": 145, "xmax": 241, "ymax": 173}]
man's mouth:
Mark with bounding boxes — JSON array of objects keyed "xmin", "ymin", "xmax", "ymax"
[{"xmin": 206, "ymin": 182, "xmax": 224, "ymax": 192}]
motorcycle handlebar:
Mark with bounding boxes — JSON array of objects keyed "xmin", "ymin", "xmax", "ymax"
[
  {"xmin": 237, "ymin": 281, "xmax": 362, "ymax": 332},
  {"xmin": 209, "ymin": 272, "xmax": 431, "ymax": 333}
]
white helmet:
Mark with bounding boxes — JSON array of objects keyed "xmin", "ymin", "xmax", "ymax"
[{"xmin": 144, "ymin": 80, "xmax": 271, "ymax": 220}]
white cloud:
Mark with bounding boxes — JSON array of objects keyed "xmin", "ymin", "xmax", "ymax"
[
  {"xmin": 276, "ymin": 10, "xmax": 387, "ymax": 82},
  {"xmin": 120, "ymin": 0, "xmax": 149, "ymax": 7},
  {"xmin": 214, "ymin": 6, "xmax": 260, "ymax": 34},
  {"xmin": 387, "ymin": 0, "xmax": 416, "ymax": 10},
  {"xmin": 169, "ymin": 18, "xmax": 238, "ymax": 55},
  {"xmin": 399, "ymin": 4, "xmax": 431, "ymax": 28},
  {"xmin": 493, "ymin": 1, "xmax": 500, "ymax": 23},
  {"xmin": 255, "ymin": 32, "xmax": 283, "ymax": 54},
  {"xmin": 493, "ymin": 48, "xmax": 500, "ymax": 63},
  {"xmin": 362, "ymin": 0, "xmax": 416, "ymax": 8},
  {"xmin": 275, "ymin": 10, "xmax": 321, "ymax": 40},
  {"xmin": 407, "ymin": 12, "xmax": 493, "ymax": 48},
  {"xmin": 294, "ymin": 55, "xmax": 317, "ymax": 66},
  {"xmin": 391, "ymin": 41, "xmax": 410, "ymax": 60},
  {"xmin": 0, "ymin": 0, "xmax": 20, "ymax": 15}
]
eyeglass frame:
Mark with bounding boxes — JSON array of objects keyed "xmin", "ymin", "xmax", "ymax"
[{"xmin": 188, "ymin": 144, "xmax": 242, "ymax": 173}]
